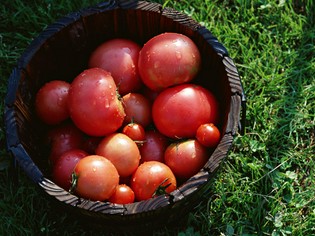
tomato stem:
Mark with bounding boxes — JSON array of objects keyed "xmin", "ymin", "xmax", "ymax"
[
  {"xmin": 152, "ymin": 178, "xmax": 171, "ymax": 197},
  {"xmin": 69, "ymin": 172, "xmax": 78, "ymax": 193}
]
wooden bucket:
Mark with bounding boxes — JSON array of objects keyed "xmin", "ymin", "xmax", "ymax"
[{"xmin": 4, "ymin": 0, "xmax": 245, "ymax": 232}]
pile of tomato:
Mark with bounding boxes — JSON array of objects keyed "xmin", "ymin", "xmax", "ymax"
[{"xmin": 35, "ymin": 32, "xmax": 221, "ymax": 204}]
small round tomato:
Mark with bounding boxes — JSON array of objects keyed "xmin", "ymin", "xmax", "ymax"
[
  {"xmin": 96, "ymin": 133, "xmax": 140, "ymax": 177},
  {"xmin": 152, "ymin": 83, "xmax": 219, "ymax": 139},
  {"xmin": 164, "ymin": 139, "xmax": 209, "ymax": 180},
  {"xmin": 72, "ymin": 155, "xmax": 119, "ymax": 201},
  {"xmin": 131, "ymin": 161, "xmax": 177, "ymax": 201},
  {"xmin": 35, "ymin": 80, "xmax": 70, "ymax": 125},
  {"xmin": 122, "ymin": 123, "xmax": 146, "ymax": 142},
  {"xmin": 108, "ymin": 184, "xmax": 135, "ymax": 204},
  {"xmin": 196, "ymin": 123, "xmax": 221, "ymax": 148},
  {"xmin": 52, "ymin": 149, "xmax": 88, "ymax": 190},
  {"xmin": 88, "ymin": 38, "xmax": 142, "ymax": 95},
  {"xmin": 138, "ymin": 129, "xmax": 169, "ymax": 163},
  {"xmin": 68, "ymin": 68, "xmax": 125, "ymax": 136},
  {"xmin": 47, "ymin": 122, "xmax": 85, "ymax": 165},
  {"xmin": 138, "ymin": 32, "xmax": 201, "ymax": 91},
  {"xmin": 122, "ymin": 93, "xmax": 152, "ymax": 128}
]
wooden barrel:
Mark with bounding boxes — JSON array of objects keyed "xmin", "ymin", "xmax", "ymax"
[{"xmin": 4, "ymin": 0, "xmax": 245, "ymax": 232}]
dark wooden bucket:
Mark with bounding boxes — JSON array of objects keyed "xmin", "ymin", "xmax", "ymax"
[{"xmin": 4, "ymin": 0, "xmax": 245, "ymax": 232}]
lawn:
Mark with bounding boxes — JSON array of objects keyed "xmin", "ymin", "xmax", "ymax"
[{"xmin": 1, "ymin": 0, "xmax": 314, "ymax": 235}]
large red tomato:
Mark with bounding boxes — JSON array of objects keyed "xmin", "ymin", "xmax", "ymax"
[
  {"xmin": 152, "ymin": 83, "xmax": 219, "ymax": 139},
  {"xmin": 88, "ymin": 38, "xmax": 142, "ymax": 95},
  {"xmin": 95, "ymin": 133, "xmax": 140, "ymax": 177},
  {"xmin": 72, "ymin": 155, "xmax": 119, "ymax": 201},
  {"xmin": 52, "ymin": 149, "xmax": 88, "ymax": 190},
  {"xmin": 131, "ymin": 161, "xmax": 177, "ymax": 201},
  {"xmin": 68, "ymin": 68, "xmax": 125, "ymax": 136},
  {"xmin": 138, "ymin": 32, "xmax": 201, "ymax": 91},
  {"xmin": 35, "ymin": 80, "xmax": 70, "ymax": 125},
  {"xmin": 164, "ymin": 139, "xmax": 209, "ymax": 180}
]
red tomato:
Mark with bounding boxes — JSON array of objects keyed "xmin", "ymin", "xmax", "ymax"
[
  {"xmin": 138, "ymin": 129, "xmax": 169, "ymax": 163},
  {"xmin": 68, "ymin": 68, "xmax": 125, "ymax": 136},
  {"xmin": 35, "ymin": 80, "xmax": 70, "ymax": 125},
  {"xmin": 108, "ymin": 184, "xmax": 135, "ymax": 204},
  {"xmin": 196, "ymin": 123, "xmax": 221, "ymax": 148},
  {"xmin": 140, "ymin": 86, "xmax": 160, "ymax": 103},
  {"xmin": 96, "ymin": 133, "xmax": 140, "ymax": 177},
  {"xmin": 88, "ymin": 38, "xmax": 142, "ymax": 95},
  {"xmin": 122, "ymin": 123, "xmax": 146, "ymax": 142},
  {"xmin": 138, "ymin": 32, "xmax": 201, "ymax": 91},
  {"xmin": 131, "ymin": 161, "xmax": 177, "ymax": 201},
  {"xmin": 122, "ymin": 93, "xmax": 152, "ymax": 128},
  {"xmin": 72, "ymin": 155, "xmax": 119, "ymax": 201},
  {"xmin": 47, "ymin": 122, "xmax": 85, "ymax": 165},
  {"xmin": 81, "ymin": 136, "xmax": 103, "ymax": 154},
  {"xmin": 52, "ymin": 149, "xmax": 88, "ymax": 190},
  {"xmin": 152, "ymin": 84, "xmax": 219, "ymax": 139},
  {"xmin": 164, "ymin": 139, "xmax": 209, "ymax": 179}
]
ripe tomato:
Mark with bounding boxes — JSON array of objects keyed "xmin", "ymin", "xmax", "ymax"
[
  {"xmin": 152, "ymin": 83, "xmax": 219, "ymax": 139},
  {"xmin": 122, "ymin": 123, "xmax": 146, "ymax": 142},
  {"xmin": 122, "ymin": 93, "xmax": 152, "ymax": 128},
  {"xmin": 138, "ymin": 32, "xmax": 201, "ymax": 91},
  {"xmin": 138, "ymin": 129, "xmax": 169, "ymax": 163},
  {"xmin": 196, "ymin": 123, "xmax": 221, "ymax": 148},
  {"xmin": 131, "ymin": 161, "xmax": 177, "ymax": 201},
  {"xmin": 108, "ymin": 184, "xmax": 135, "ymax": 204},
  {"xmin": 140, "ymin": 86, "xmax": 160, "ymax": 103},
  {"xmin": 47, "ymin": 122, "xmax": 85, "ymax": 165},
  {"xmin": 164, "ymin": 139, "xmax": 209, "ymax": 180},
  {"xmin": 81, "ymin": 136, "xmax": 102, "ymax": 154},
  {"xmin": 95, "ymin": 133, "xmax": 140, "ymax": 177},
  {"xmin": 68, "ymin": 68, "xmax": 125, "ymax": 136},
  {"xmin": 52, "ymin": 149, "xmax": 88, "ymax": 190},
  {"xmin": 35, "ymin": 80, "xmax": 70, "ymax": 125},
  {"xmin": 72, "ymin": 155, "xmax": 119, "ymax": 201},
  {"xmin": 88, "ymin": 38, "xmax": 142, "ymax": 95}
]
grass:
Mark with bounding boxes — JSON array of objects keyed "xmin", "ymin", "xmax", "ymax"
[{"xmin": 1, "ymin": 0, "xmax": 314, "ymax": 235}]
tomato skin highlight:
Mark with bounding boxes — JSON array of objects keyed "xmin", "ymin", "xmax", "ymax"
[
  {"xmin": 138, "ymin": 32, "xmax": 201, "ymax": 91},
  {"xmin": 68, "ymin": 68, "xmax": 125, "ymax": 137},
  {"xmin": 108, "ymin": 184, "xmax": 135, "ymax": 204},
  {"xmin": 96, "ymin": 133, "xmax": 140, "ymax": 177},
  {"xmin": 72, "ymin": 155, "xmax": 119, "ymax": 201},
  {"xmin": 131, "ymin": 161, "xmax": 177, "ymax": 201},
  {"xmin": 35, "ymin": 80, "xmax": 70, "ymax": 125},
  {"xmin": 152, "ymin": 83, "xmax": 219, "ymax": 139},
  {"xmin": 196, "ymin": 123, "xmax": 221, "ymax": 148},
  {"xmin": 89, "ymin": 38, "xmax": 142, "ymax": 95},
  {"xmin": 164, "ymin": 139, "xmax": 209, "ymax": 180}
]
